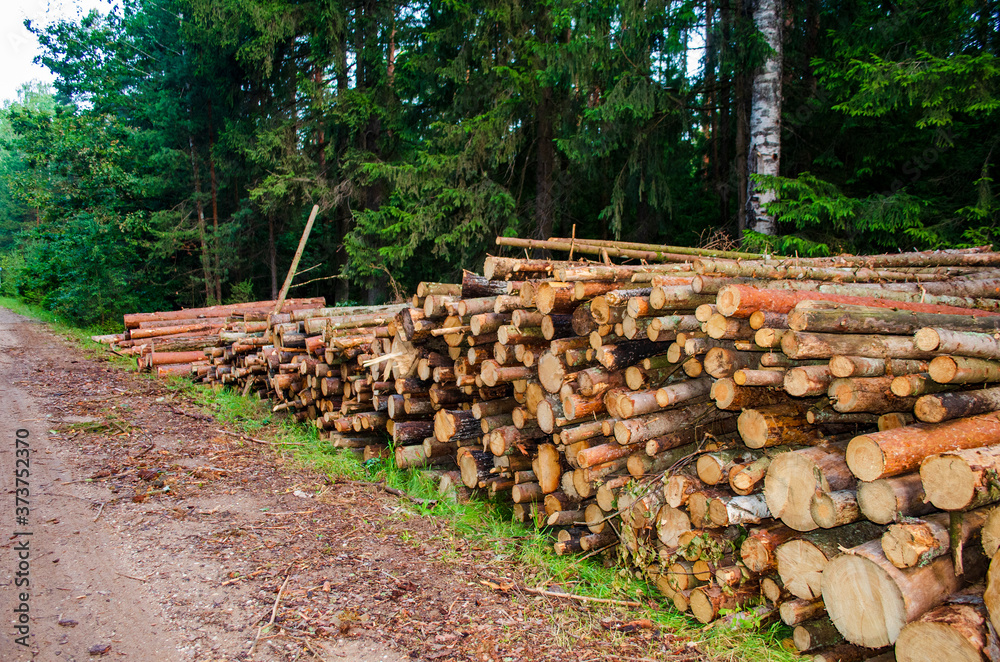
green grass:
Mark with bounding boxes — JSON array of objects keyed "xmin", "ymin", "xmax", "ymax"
[
  {"xmin": 2, "ymin": 296, "xmax": 798, "ymax": 661},
  {"xmin": 190, "ymin": 382, "xmax": 798, "ymax": 661}
]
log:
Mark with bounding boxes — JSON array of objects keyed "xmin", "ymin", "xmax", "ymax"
[
  {"xmin": 821, "ymin": 538, "xmax": 987, "ymax": 647},
  {"xmin": 779, "ymin": 596, "xmax": 828, "ymax": 627},
  {"xmin": 895, "ymin": 589, "xmax": 1000, "ymax": 662},
  {"xmin": 741, "ymin": 521, "xmax": 801, "ymax": 573},
  {"xmin": 929, "ymin": 356, "xmax": 1000, "ymax": 384},
  {"xmin": 783, "ymin": 332, "xmax": 938, "ymax": 361},
  {"xmin": 915, "ymin": 327, "xmax": 1000, "ymax": 359},
  {"xmin": 921, "ymin": 445, "xmax": 1000, "ymax": 510},
  {"xmin": 689, "ymin": 585, "xmax": 759, "ymax": 624},
  {"xmin": 829, "ymin": 376, "xmax": 918, "ymax": 414},
  {"xmin": 793, "ymin": 617, "xmax": 844, "ymax": 653},
  {"xmin": 987, "ymin": 550, "xmax": 1000, "ymax": 633},
  {"xmin": 703, "ymin": 347, "xmax": 759, "ymax": 378},
  {"xmin": 810, "ymin": 489, "xmax": 862, "ymax": 528},
  {"xmin": 711, "ymin": 378, "xmax": 787, "ymax": 410},
  {"xmin": 595, "ymin": 339, "xmax": 670, "ymax": 371},
  {"xmin": 764, "ymin": 441, "xmax": 855, "ymax": 531},
  {"xmin": 738, "ymin": 402, "xmax": 827, "ymax": 449},
  {"xmin": 775, "ymin": 521, "xmax": 884, "ymax": 599},
  {"xmin": 915, "ymin": 386, "xmax": 1000, "ymax": 423},
  {"xmin": 856, "ymin": 473, "xmax": 935, "ymax": 525},
  {"xmin": 789, "ymin": 305, "xmax": 1000, "ymax": 336},
  {"xmin": 707, "ymin": 493, "xmax": 771, "ymax": 527},
  {"xmin": 715, "ymin": 284, "xmax": 998, "ymax": 318},
  {"xmin": 696, "ymin": 448, "xmax": 762, "ymax": 486},
  {"xmin": 734, "ymin": 369, "xmax": 786, "ymax": 387},
  {"xmin": 845, "ymin": 412, "xmax": 1000, "ymax": 482},
  {"xmin": 882, "ymin": 510, "xmax": 989, "ymax": 569},
  {"xmin": 614, "ymin": 402, "xmax": 730, "ymax": 445}
]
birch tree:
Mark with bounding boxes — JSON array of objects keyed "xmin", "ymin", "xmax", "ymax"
[{"xmin": 746, "ymin": 0, "xmax": 782, "ymax": 236}]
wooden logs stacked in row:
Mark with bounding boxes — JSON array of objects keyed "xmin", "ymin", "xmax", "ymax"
[
  {"xmin": 95, "ymin": 298, "xmax": 326, "ymax": 377},
  {"xmin": 689, "ymin": 247, "xmax": 1000, "ymax": 661},
  {"xmin": 111, "ymin": 238, "xmax": 1000, "ymax": 661}
]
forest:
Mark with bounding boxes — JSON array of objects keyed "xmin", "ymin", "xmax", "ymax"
[{"xmin": 0, "ymin": 0, "xmax": 996, "ymax": 326}]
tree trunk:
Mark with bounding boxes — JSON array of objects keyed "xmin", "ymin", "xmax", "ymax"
[{"xmin": 746, "ymin": 0, "xmax": 782, "ymax": 235}]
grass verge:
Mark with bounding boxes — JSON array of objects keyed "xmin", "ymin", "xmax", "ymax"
[{"xmin": 188, "ymin": 384, "xmax": 798, "ymax": 662}]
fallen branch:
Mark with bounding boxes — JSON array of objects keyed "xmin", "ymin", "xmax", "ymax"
[
  {"xmin": 340, "ymin": 479, "xmax": 438, "ymax": 508},
  {"xmin": 168, "ymin": 405, "xmax": 214, "ymax": 422},
  {"xmin": 250, "ymin": 572, "xmax": 291, "ymax": 657},
  {"xmin": 215, "ymin": 428, "xmax": 304, "ymax": 447},
  {"xmin": 523, "ymin": 587, "xmax": 642, "ymax": 608}
]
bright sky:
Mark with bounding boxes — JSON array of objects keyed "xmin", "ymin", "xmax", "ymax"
[{"xmin": 0, "ymin": 0, "xmax": 108, "ymax": 103}]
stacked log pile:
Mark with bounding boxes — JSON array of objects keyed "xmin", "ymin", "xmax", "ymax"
[
  {"xmin": 93, "ymin": 298, "xmax": 326, "ymax": 376},
  {"xmin": 107, "ymin": 238, "xmax": 1000, "ymax": 660}
]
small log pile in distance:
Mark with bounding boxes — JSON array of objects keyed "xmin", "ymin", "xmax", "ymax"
[
  {"xmin": 106, "ymin": 237, "xmax": 1000, "ymax": 661},
  {"xmin": 93, "ymin": 298, "xmax": 327, "ymax": 376}
]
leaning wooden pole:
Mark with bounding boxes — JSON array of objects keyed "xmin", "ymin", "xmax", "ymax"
[{"xmin": 274, "ymin": 204, "xmax": 320, "ymax": 315}]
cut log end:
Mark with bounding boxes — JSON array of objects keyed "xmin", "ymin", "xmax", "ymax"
[
  {"xmin": 845, "ymin": 435, "xmax": 887, "ymax": 483},
  {"xmin": 919, "ymin": 454, "xmax": 976, "ymax": 511},
  {"xmin": 821, "ymin": 553, "xmax": 906, "ymax": 648}
]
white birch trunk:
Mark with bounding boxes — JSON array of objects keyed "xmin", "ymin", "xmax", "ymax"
[{"xmin": 747, "ymin": 0, "xmax": 783, "ymax": 236}]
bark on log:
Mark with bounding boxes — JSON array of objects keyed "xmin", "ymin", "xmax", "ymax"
[
  {"xmin": 845, "ymin": 412, "xmax": 1000, "ymax": 482},
  {"xmin": 775, "ymin": 521, "xmax": 884, "ymax": 599},
  {"xmin": 614, "ymin": 402, "xmax": 730, "ymax": 445},
  {"xmin": 764, "ymin": 441, "xmax": 855, "ymax": 531},
  {"xmin": 856, "ymin": 473, "xmax": 936, "ymax": 524},
  {"xmin": 778, "ymin": 596, "xmax": 827, "ymax": 626},
  {"xmin": 921, "ymin": 445, "xmax": 1000, "ymax": 510},
  {"xmin": 789, "ymin": 305, "xmax": 1000, "ymax": 336},
  {"xmin": 915, "ymin": 327, "xmax": 1000, "ymax": 359},
  {"xmin": 821, "ymin": 537, "xmax": 987, "ymax": 647},
  {"xmin": 915, "ymin": 386, "xmax": 1000, "ymax": 423},
  {"xmin": 895, "ymin": 589, "xmax": 1000, "ymax": 662}
]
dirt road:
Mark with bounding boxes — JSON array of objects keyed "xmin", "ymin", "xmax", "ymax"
[{"xmin": 0, "ymin": 308, "xmax": 680, "ymax": 661}]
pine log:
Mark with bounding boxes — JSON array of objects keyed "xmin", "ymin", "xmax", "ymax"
[
  {"xmin": 690, "ymin": 585, "xmax": 759, "ymax": 624},
  {"xmin": 775, "ymin": 521, "xmax": 884, "ymax": 599},
  {"xmin": 779, "ymin": 597, "xmax": 828, "ymax": 626},
  {"xmin": 711, "ymin": 378, "xmax": 787, "ymax": 410},
  {"xmin": 645, "ymin": 417, "xmax": 738, "ymax": 456},
  {"xmin": 734, "ymin": 368, "xmax": 786, "ymax": 387},
  {"xmin": 810, "ymin": 489, "xmax": 862, "ymax": 528},
  {"xmin": 915, "ymin": 386, "xmax": 1000, "ymax": 423},
  {"xmin": 895, "ymin": 589, "xmax": 1000, "ymax": 662},
  {"xmin": 915, "ymin": 327, "xmax": 1000, "ymax": 359},
  {"xmin": 738, "ymin": 402, "xmax": 827, "ymax": 449},
  {"xmin": 856, "ymin": 473, "xmax": 935, "ymax": 524},
  {"xmin": 703, "ymin": 346, "xmax": 760, "ymax": 378},
  {"xmin": 765, "ymin": 441, "xmax": 855, "ymax": 531},
  {"xmin": 882, "ymin": 510, "xmax": 989, "ymax": 569},
  {"xmin": 614, "ymin": 402, "xmax": 729, "ymax": 445},
  {"xmin": 793, "ymin": 617, "xmax": 844, "ymax": 653},
  {"xmin": 697, "ymin": 448, "xmax": 763, "ymax": 485},
  {"xmin": 845, "ymin": 412, "xmax": 1000, "ymax": 481},
  {"xmin": 921, "ymin": 445, "xmax": 1000, "ymax": 510},
  {"xmin": 741, "ymin": 521, "xmax": 801, "ymax": 573},
  {"xmin": 982, "ymin": 510, "xmax": 1000, "ymax": 558},
  {"xmin": 828, "ymin": 376, "xmax": 918, "ymax": 413},
  {"xmin": 789, "ymin": 305, "xmax": 1000, "ymax": 336},
  {"xmin": 986, "ymin": 550, "xmax": 1000, "ymax": 633},
  {"xmin": 715, "ymin": 284, "xmax": 997, "ymax": 318},
  {"xmin": 929, "ymin": 356, "xmax": 1000, "ymax": 384},
  {"xmin": 783, "ymin": 332, "xmax": 938, "ymax": 361},
  {"xmin": 595, "ymin": 339, "xmax": 669, "ymax": 371},
  {"xmin": 705, "ymin": 313, "xmax": 755, "ymax": 340},
  {"xmin": 821, "ymin": 538, "xmax": 987, "ymax": 647},
  {"xmin": 785, "ymin": 365, "xmax": 836, "ymax": 397}
]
